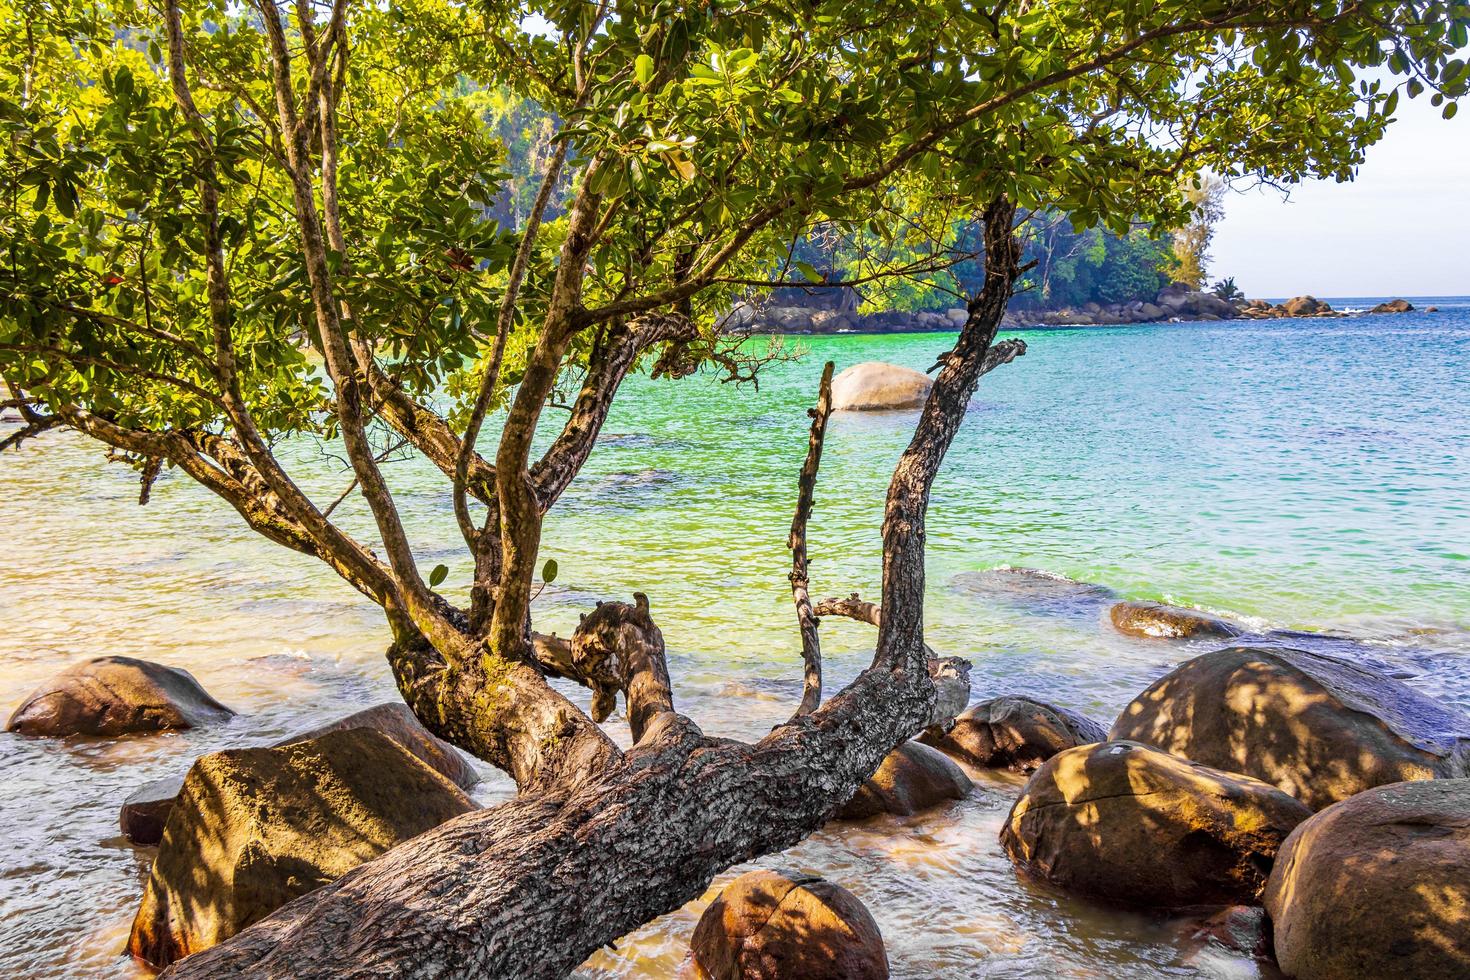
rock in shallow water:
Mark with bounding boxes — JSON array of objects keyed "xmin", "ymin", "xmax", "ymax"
[
  {"xmin": 127, "ymin": 728, "xmax": 476, "ymax": 967},
  {"xmin": 834, "ymin": 740, "xmax": 972, "ymax": 821},
  {"xmin": 921, "ymin": 696, "xmax": 1107, "ymax": 772},
  {"xmin": 1109, "ymin": 601, "xmax": 1242, "ymax": 640},
  {"xmin": 279, "ymin": 701, "xmax": 480, "ymax": 790},
  {"xmin": 6, "ymin": 656, "xmax": 234, "ymax": 737},
  {"xmin": 691, "ymin": 869, "xmax": 889, "ymax": 980},
  {"xmin": 830, "ymin": 362, "xmax": 932, "ymax": 411},
  {"xmin": 1000, "ymin": 740, "xmax": 1310, "ymax": 909},
  {"xmin": 119, "ymin": 776, "xmax": 185, "ymax": 846},
  {"xmin": 1265, "ymin": 779, "xmax": 1470, "ymax": 979},
  {"xmin": 1109, "ymin": 646, "xmax": 1470, "ymax": 809}
]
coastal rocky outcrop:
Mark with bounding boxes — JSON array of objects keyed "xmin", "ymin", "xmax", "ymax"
[
  {"xmin": 829, "ymin": 361, "xmax": 933, "ymax": 411},
  {"xmin": 1109, "ymin": 647, "xmax": 1470, "ymax": 809},
  {"xmin": 1264, "ymin": 779, "xmax": 1470, "ymax": 979},
  {"xmin": 1237, "ymin": 295, "xmax": 1345, "ymax": 320},
  {"xmin": 835, "ymin": 740, "xmax": 972, "ymax": 820},
  {"xmin": 920, "ymin": 696, "xmax": 1107, "ymax": 772},
  {"xmin": 1000, "ymin": 740, "xmax": 1311, "ymax": 908},
  {"xmin": 1109, "ymin": 601, "xmax": 1243, "ymax": 640},
  {"xmin": 128, "ymin": 728, "xmax": 476, "ymax": 967},
  {"xmin": 116, "ymin": 701, "xmax": 480, "ymax": 846},
  {"xmin": 690, "ymin": 869, "xmax": 889, "ymax": 980},
  {"xmin": 6, "ymin": 656, "xmax": 234, "ymax": 737},
  {"xmin": 120, "ymin": 776, "xmax": 185, "ymax": 846},
  {"xmin": 1369, "ymin": 297, "xmax": 1415, "ymax": 314}
]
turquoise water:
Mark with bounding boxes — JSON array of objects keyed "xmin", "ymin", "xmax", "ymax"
[{"xmin": 1, "ymin": 300, "xmax": 1468, "ymax": 978}]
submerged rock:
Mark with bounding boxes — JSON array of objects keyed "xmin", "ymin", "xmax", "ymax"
[
  {"xmin": 835, "ymin": 741, "xmax": 971, "ymax": 820},
  {"xmin": 691, "ymin": 869, "xmax": 889, "ymax": 980},
  {"xmin": 951, "ymin": 567, "xmax": 1114, "ymax": 610},
  {"xmin": 6, "ymin": 656, "xmax": 234, "ymax": 737},
  {"xmin": 1109, "ymin": 647, "xmax": 1470, "ymax": 809},
  {"xmin": 1109, "ymin": 601, "xmax": 1242, "ymax": 640},
  {"xmin": 830, "ymin": 362, "xmax": 932, "ymax": 411},
  {"xmin": 1265, "ymin": 779, "xmax": 1470, "ymax": 979},
  {"xmin": 1000, "ymin": 740, "xmax": 1310, "ymax": 908},
  {"xmin": 921, "ymin": 696, "xmax": 1106, "ymax": 772},
  {"xmin": 119, "ymin": 776, "xmax": 185, "ymax": 846},
  {"xmin": 127, "ymin": 728, "xmax": 476, "ymax": 967},
  {"xmin": 278, "ymin": 701, "xmax": 479, "ymax": 790}
]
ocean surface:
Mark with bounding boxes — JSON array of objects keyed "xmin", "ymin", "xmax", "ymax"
[{"xmin": 2, "ymin": 298, "xmax": 1468, "ymax": 978}]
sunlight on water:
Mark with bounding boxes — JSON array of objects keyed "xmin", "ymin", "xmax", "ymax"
[{"xmin": 2, "ymin": 303, "xmax": 1468, "ymax": 978}]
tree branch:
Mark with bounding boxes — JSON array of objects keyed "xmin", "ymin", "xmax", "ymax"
[{"xmin": 788, "ymin": 360, "xmax": 834, "ymax": 718}]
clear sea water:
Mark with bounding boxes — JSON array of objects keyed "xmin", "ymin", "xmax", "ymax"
[{"xmin": 1, "ymin": 299, "xmax": 1467, "ymax": 978}]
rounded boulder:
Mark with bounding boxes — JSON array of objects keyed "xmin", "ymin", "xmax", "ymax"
[
  {"xmin": 1000, "ymin": 740, "xmax": 1311, "ymax": 908},
  {"xmin": 835, "ymin": 740, "xmax": 972, "ymax": 820},
  {"xmin": 1110, "ymin": 647, "xmax": 1470, "ymax": 810},
  {"xmin": 691, "ymin": 869, "xmax": 888, "ymax": 980},
  {"xmin": 1265, "ymin": 779, "xmax": 1470, "ymax": 979},
  {"xmin": 6, "ymin": 656, "xmax": 234, "ymax": 737},
  {"xmin": 921, "ymin": 695, "xmax": 1106, "ymax": 772},
  {"xmin": 127, "ymin": 728, "xmax": 477, "ymax": 967},
  {"xmin": 830, "ymin": 362, "xmax": 932, "ymax": 411},
  {"xmin": 276, "ymin": 701, "xmax": 480, "ymax": 790},
  {"xmin": 1109, "ymin": 601, "xmax": 1242, "ymax": 640}
]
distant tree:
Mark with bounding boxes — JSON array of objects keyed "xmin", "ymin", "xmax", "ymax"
[
  {"xmin": 1214, "ymin": 276, "xmax": 1246, "ymax": 302},
  {"xmin": 1170, "ymin": 172, "xmax": 1228, "ymax": 287},
  {"xmin": 2, "ymin": 0, "xmax": 1464, "ymax": 975}
]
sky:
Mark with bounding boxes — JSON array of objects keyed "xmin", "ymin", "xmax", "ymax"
[{"xmin": 1211, "ymin": 90, "xmax": 1470, "ymax": 299}]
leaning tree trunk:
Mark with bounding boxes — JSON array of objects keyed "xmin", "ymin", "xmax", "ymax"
[{"xmin": 161, "ymin": 198, "xmax": 1024, "ymax": 980}]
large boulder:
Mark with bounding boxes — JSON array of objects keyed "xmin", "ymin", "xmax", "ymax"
[
  {"xmin": 1109, "ymin": 601, "xmax": 1242, "ymax": 640},
  {"xmin": 279, "ymin": 701, "xmax": 480, "ymax": 790},
  {"xmin": 921, "ymin": 696, "xmax": 1106, "ymax": 772},
  {"xmin": 830, "ymin": 362, "xmax": 932, "ymax": 411},
  {"xmin": 127, "ymin": 728, "xmax": 477, "ymax": 967},
  {"xmin": 1110, "ymin": 647, "xmax": 1470, "ymax": 810},
  {"xmin": 691, "ymin": 869, "xmax": 889, "ymax": 980},
  {"xmin": 1000, "ymin": 740, "xmax": 1311, "ymax": 908},
  {"xmin": 835, "ymin": 740, "xmax": 971, "ymax": 820},
  {"xmin": 1264, "ymin": 779, "xmax": 1470, "ymax": 979},
  {"xmin": 1369, "ymin": 297, "xmax": 1415, "ymax": 314},
  {"xmin": 6, "ymin": 656, "xmax": 233, "ymax": 737},
  {"xmin": 1282, "ymin": 295, "xmax": 1331, "ymax": 316}
]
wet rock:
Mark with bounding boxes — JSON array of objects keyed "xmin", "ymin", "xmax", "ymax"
[
  {"xmin": 952, "ymin": 567, "xmax": 1114, "ymax": 618},
  {"xmin": 691, "ymin": 869, "xmax": 889, "ymax": 980},
  {"xmin": 1109, "ymin": 647, "xmax": 1470, "ymax": 809},
  {"xmin": 830, "ymin": 362, "xmax": 932, "ymax": 411},
  {"xmin": 6, "ymin": 656, "xmax": 234, "ymax": 737},
  {"xmin": 835, "ymin": 741, "xmax": 971, "ymax": 820},
  {"xmin": 1000, "ymin": 740, "xmax": 1310, "ymax": 908},
  {"xmin": 127, "ymin": 728, "xmax": 476, "ymax": 967},
  {"xmin": 1109, "ymin": 601, "xmax": 1242, "ymax": 640},
  {"xmin": 1426, "ymin": 305, "xmax": 1439, "ymax": 313},
  {"xmin": 278, "ymin": 701, "xmax": 479, "ymax": 790},
  {"xmin": 1183, "ymin": 905, "xmax": 1267, "ymax": 957},
  {"xmin": 1368, "ymin": 298, "xmax": 1414, "ymax": 314},
  {"xmin": 921, "ymin": 696, "xmax": 1106, "ymax": 772},
  {"xmin": 120, "ymin": 776, "xmax": 185, "ymax": 846},
  {"xmin": 1264, "ymin": 779, "xmax": 1470, "ymax": 979}
]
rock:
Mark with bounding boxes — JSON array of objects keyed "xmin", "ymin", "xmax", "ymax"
[
  {"xmin": 1109, "ymin": 647, "xmax": 1470, "ymax": 809},
  {"xmin": 1194, "ymin": 293, "xmax": 1236, "ymax": 318},
  {"xmin": 1369, "ymin": 298, "xmax": 1415, "ymax": 314},
  {"xmin": 120, "ymin": 776, "xmax": 185, "ymax": 846},
  {"xmin": 6, "ymin": 656, "xmax": 234, "ymax": 737},
  {"xmin": 691, "ymin": 869, "xmax": 889, "ymax": 980},
  {"xmin": 1426, "ymin": 305, "xmax": 1439, "ymax": 313},
  {"xmin": 835, "ymin": 740, "xmax": 971, "ymax": 820},
  {"xmin": 1000, "ymin": 740, "xmax": 1311, "ymax": 908},
  {"xmin": 127, "ymin": 728, "xmax": 476, "ymax": 967},
  {"xmin": 921, "ymin": 696, "xmax": 1107, "ymax": 771},
  {"xmin": 1109, "ymin": 601, "xmax": 1242, "ymax": 640},
  {"xmin": 830, "ymin": 362, "xmax": 933, "ymax": 411},
  {"xmin": 1264, "ymin": 779, "xmax": 1470, "ymax": 979},
  {"xmin": 277, "ymin": 701, "xmax": 479, "ymax": 790},
  {"xmin": 1138, "ymin": 302, "xmax": 1167, "ymax": 321},
  {"xmin": 945, "ymin": 307, "xmax": 968, "ymax": 326},
  {"xmin": 1282, "ymin": 295, "xmax": 1331, "ymax": 316}
]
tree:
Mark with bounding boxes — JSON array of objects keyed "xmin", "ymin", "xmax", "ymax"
[
  {"xmin": 1170, "ymin": 172, "xmax": 1228, "ymax": 287},
  {"xmin": 2, "ymin": 0, "xmax": 1464, "ymax": 976}
]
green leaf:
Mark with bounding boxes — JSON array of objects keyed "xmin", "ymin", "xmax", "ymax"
[
  {"xmin": 541, "ymin": 558, "xmax": 558, "ymax": 585},
  {"xmin": 634, "ymin": 54, "xmax": 655, "ymax": 86},
  {"xmin": 429, "ymin": 564, "xmax": 449, "ymax": 588},
  {"xmin": 795, "ymin": 260, "xmax": 822, "ymax": 283}
]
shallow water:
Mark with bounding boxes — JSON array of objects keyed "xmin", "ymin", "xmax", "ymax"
[{"xmin": 2, "ymin": 300, "xmax": 1469, "ymax": 978}]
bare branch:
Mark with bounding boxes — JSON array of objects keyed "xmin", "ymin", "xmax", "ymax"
[{"xmin": 788, "ymin": 360, "xmax": 834, "ymax": 718}]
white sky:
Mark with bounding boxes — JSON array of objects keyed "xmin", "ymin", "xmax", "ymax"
[{"xmin": 1212, "ymin": 91, "xmax": 1470, "ymax": 299}]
